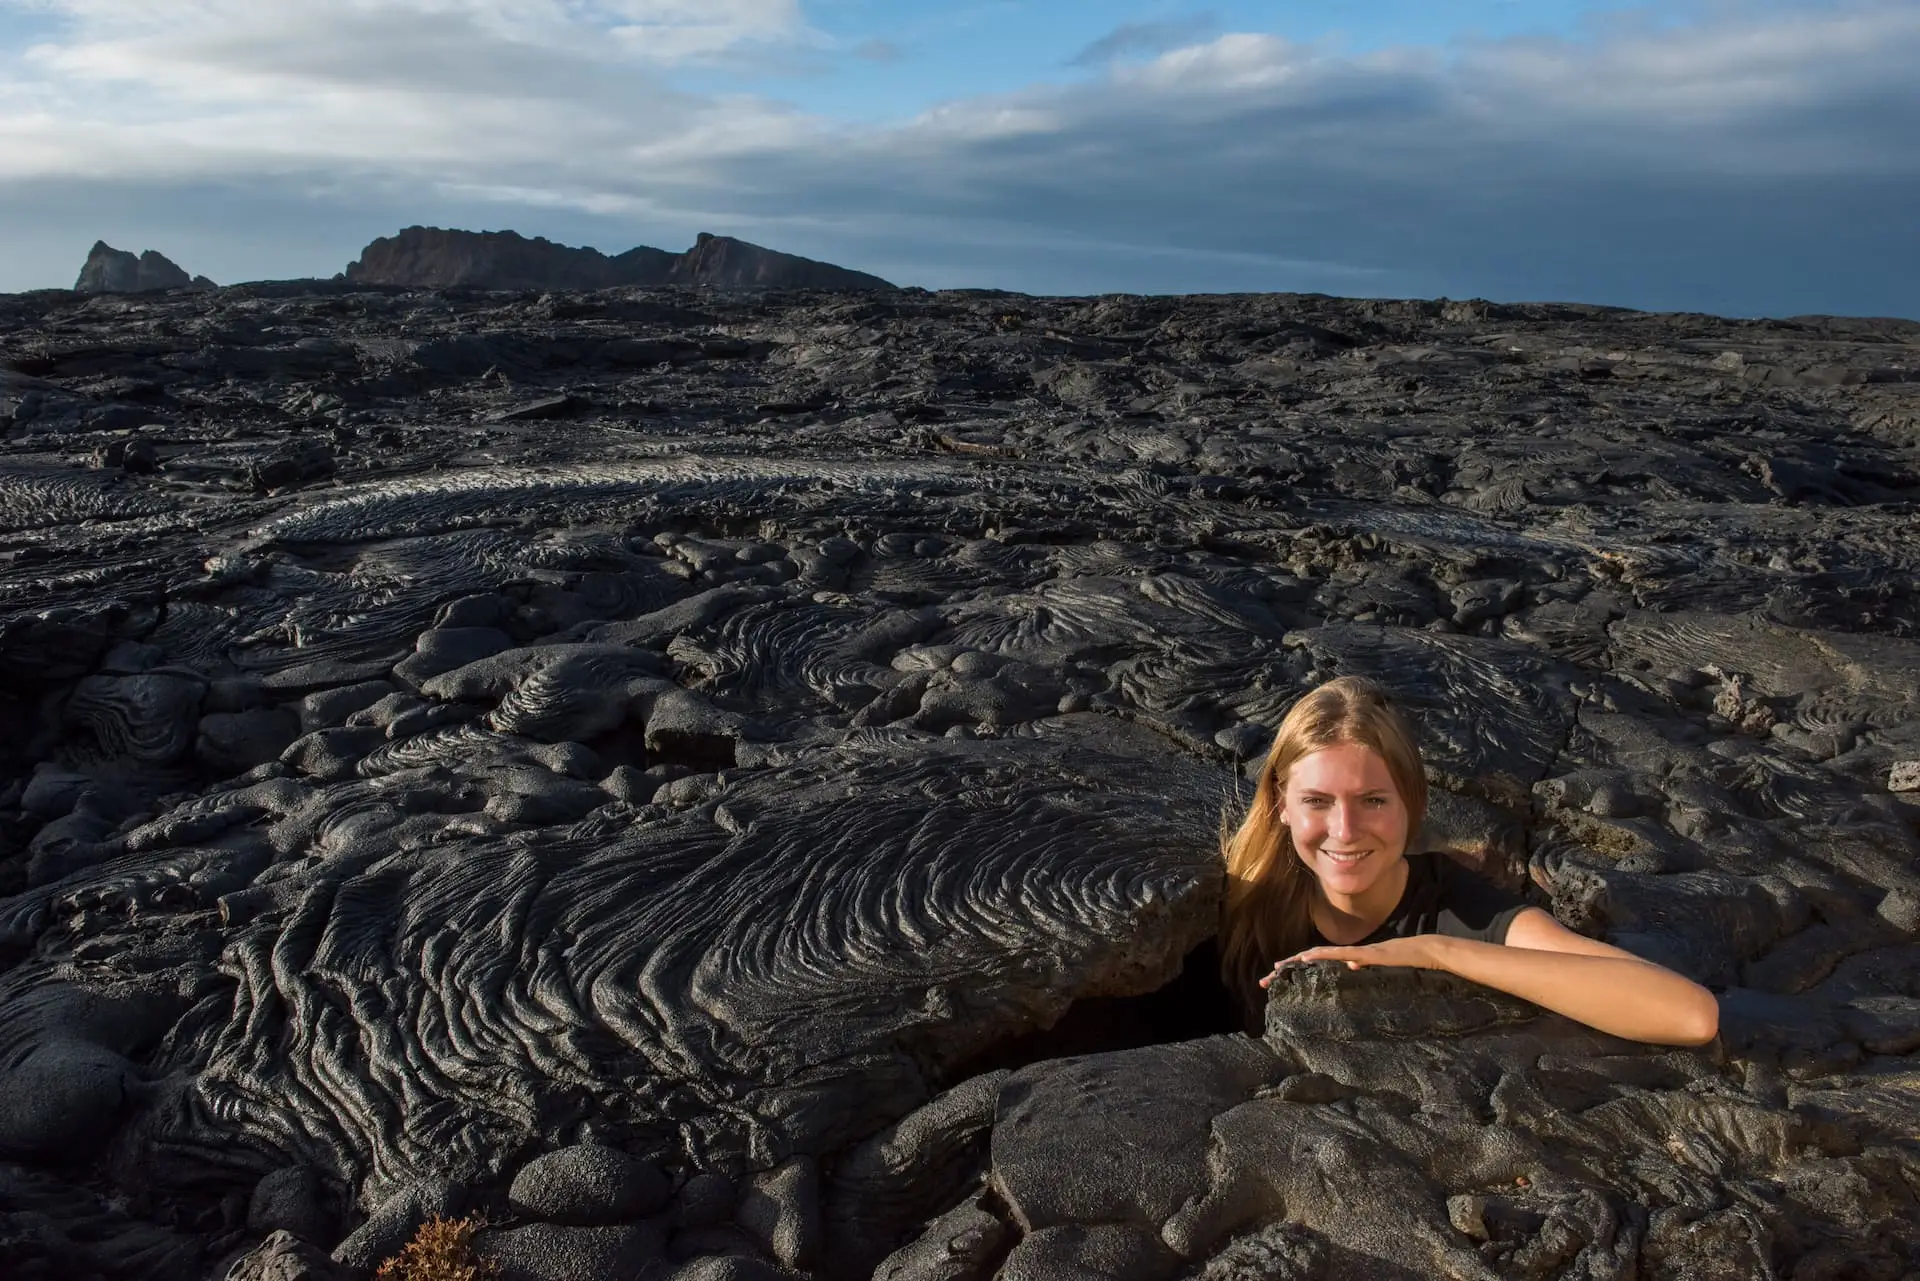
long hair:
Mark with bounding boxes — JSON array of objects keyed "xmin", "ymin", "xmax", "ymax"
[{"xmin": 1218, "ymin": 675, "xmax": 1428, "ymax": 1031}]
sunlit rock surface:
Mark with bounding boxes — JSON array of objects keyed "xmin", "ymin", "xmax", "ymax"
[{"xmin": 0, "ymin": 280, "xmax": 1917, "ymax": 1279}]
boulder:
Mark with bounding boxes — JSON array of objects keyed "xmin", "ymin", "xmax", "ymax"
[
  {"xmin": 507, "ymin": 1144, "xmax": 672, "ymax": 1225},
  {"xmin": 474, "ymin": 1220, "xmax": 669, "ymax": 1281},
  {"xmin": 198, "ymin": 707, "xmax": 302, "ymax": 776}
]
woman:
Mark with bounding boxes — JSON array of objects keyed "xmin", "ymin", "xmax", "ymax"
[{"xmin": 1219, "ymin": 675, "xmax": 1719, "ymax": 1045}]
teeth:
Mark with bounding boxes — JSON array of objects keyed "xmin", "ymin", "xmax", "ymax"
[{"xmin": 1323, "ymin": 851, "xmax": 1368, "ymax": 863}]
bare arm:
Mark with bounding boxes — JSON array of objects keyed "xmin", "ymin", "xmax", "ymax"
[
  {"xmin": 1436, "ymin": 907, "xmax": 1719, "ymax": 1045},
  {"xmin": 1267, "ymin": 907, "xmax": 1720, "ymax": 1047}
]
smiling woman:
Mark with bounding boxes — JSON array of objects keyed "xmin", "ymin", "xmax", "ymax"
[{"xmin": 1217, "ymin": 675, "xmax": 1720, "ymax": 1045}]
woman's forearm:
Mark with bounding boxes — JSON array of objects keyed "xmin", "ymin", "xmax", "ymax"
[{"xmin": 1433, "ymin": 937, "xmax": 1720, "ymax": 1046}]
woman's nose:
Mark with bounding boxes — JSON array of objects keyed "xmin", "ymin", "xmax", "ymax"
[{"xmin": 1328, "ymin": 803, "xmax": 1356, "ymax": 840}]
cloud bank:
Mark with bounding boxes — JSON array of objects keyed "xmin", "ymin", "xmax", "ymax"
[{"xmin": 1, "ymin": 0, "xmax": 1915, "ymax": 316}]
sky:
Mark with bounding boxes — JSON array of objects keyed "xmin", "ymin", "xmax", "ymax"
[{"xmin": 0, "ymin": 0, "xmax": 1915, "ymax": 317}]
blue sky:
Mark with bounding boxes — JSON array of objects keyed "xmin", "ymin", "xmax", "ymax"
[{"xmin": 0, "ymin": 1, "xmax": 1914, "ymax": 317}]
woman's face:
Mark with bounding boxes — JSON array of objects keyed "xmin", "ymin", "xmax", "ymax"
[{"xmin": 1276, "ymin": 742, "xmax": 1411, "ymax": 898}]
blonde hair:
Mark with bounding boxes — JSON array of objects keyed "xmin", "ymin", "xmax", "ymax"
[{"xmin": 1218, "ymin": 675, "xmax": 1428, "ymax": 1030}]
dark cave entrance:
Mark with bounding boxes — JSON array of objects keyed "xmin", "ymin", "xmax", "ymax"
[{"xmin": 947, "ymin": 939, "xmax": 1248, "ymax": 1079}]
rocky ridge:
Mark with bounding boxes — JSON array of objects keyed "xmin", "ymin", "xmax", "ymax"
[
  {"xmin": 0, "ymin": 278, "xmax": 1916, "ymax": 1280},
  {"xmin": 74, "ymin": 241, "xmax": 216, "ymax": 294},
  {"xmin": 343, "ymin": 227, "xmax": 895, "ymax": 292}
]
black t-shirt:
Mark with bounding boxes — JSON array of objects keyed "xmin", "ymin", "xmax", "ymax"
[
  {"xmin": 1307, "ymin": 850, "xmax": 1531, "ymax": 948},
  {"xmin": 1165, "ymin": 852, "xmax": 1533, "ymax": 1037}
]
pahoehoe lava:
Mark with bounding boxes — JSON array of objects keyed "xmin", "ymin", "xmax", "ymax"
[{"xmin": 1, "ymin": 279, "xmax": 1918, "ymax": 1280}]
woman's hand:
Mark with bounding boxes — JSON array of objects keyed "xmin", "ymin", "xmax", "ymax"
[{"xmin": 1259, "ymin": 934, "xmax": 1448, "ymax": 986}]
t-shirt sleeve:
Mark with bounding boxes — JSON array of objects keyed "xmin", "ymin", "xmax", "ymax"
[{"xmin": 1434, "ymin": 860, "xmax": 1533, "ymax": 945}]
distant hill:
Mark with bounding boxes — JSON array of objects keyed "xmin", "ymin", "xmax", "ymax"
[
  {"xmin": 342, "ymin": 227, "xmax": 896, "ymax": 292},
  {"xmin": 74, "ymin": 242, "xmax": 217, "ymax": 293}
]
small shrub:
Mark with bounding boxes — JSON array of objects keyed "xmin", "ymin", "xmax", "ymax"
[{"xmin": 374, "ymin": 1214, "xmax": 498, "ymax": 1281}]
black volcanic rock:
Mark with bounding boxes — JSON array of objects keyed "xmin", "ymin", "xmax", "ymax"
[
  {"xmin": 343, "ymin": 225, "xmax": 893, "ymax": 292},
  {"xmin": 73, "ymin": 241, "xmax": 214, "ymax": 293},
  {"xmin": 0, "ymin": 280, "xmax": 1918, "ymax": 1280}
]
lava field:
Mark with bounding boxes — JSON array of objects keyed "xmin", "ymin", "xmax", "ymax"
[{"xmin": 1, "ymin": 280, "xmax": 1918, "ymax": 1280}]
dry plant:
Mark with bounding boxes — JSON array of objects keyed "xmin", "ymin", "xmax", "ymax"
[{"xmin": 374, "ymin": 1213, "xmax": 499, "ymax": 1281}]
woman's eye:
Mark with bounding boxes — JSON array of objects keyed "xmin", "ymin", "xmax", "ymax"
[{"xmin": 1366, "ymin": 797, "xmax": 1387, "ymax": 807}]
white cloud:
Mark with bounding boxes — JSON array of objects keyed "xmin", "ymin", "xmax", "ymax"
[
  {"xmin": 1113, "ymin": 32, "xmax": 1322, "ymax": 93},
  {"xmin": 0, "ymin": 0, "xmax": 818, "ymax": 185},
  {"xmin": 1454, "ymin": 2, "xmax": 1920, "ymax": 132}
]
